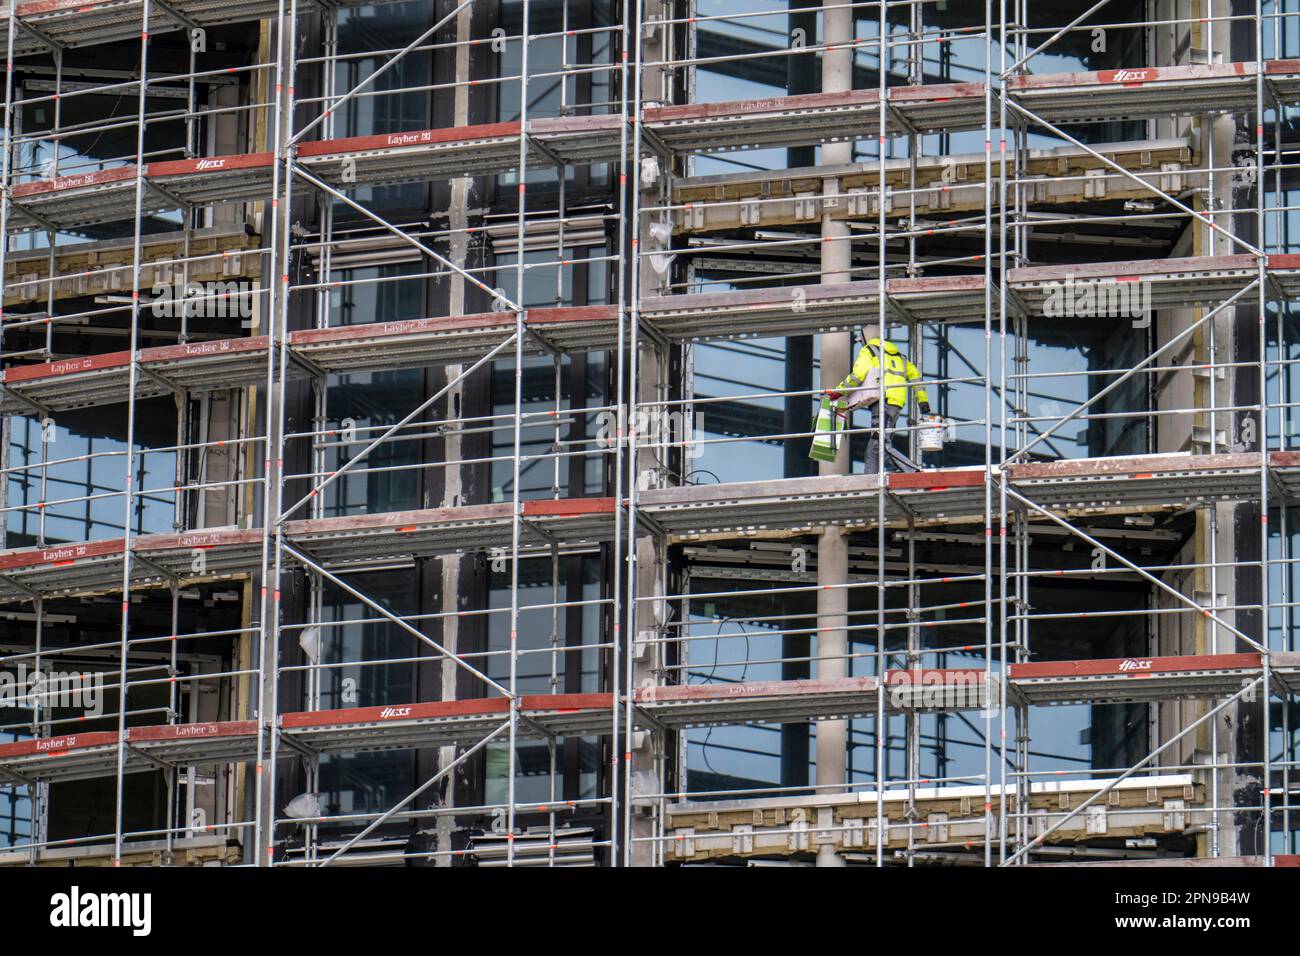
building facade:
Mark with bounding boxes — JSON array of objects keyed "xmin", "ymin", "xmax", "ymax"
[{"xmin": 0, "ymin": 0, "xmax": 1296, "ymax": 866}]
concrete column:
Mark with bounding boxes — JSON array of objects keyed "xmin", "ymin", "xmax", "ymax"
[
  {"xmin": 1152, "ymin": 0, "xmax": 1246, "ymax": 858},
  {"xmin": 629, "ymin": 0, "xmax": 669, "ymax": 867},
  {"xmin": 815, "ymin": 0, "xmax": 853, "ymax": 867}
]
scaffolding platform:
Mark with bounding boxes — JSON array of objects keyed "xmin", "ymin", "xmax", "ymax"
[
  {"xmin": 3, "ymin": 225, "xmax": 263, "ymax": 308},
  {"xmin": 1007, "ymin": 60, "xmax": 1300, "ymax": 123},
  {"xmin": 0, "ymin": 0, "xmax": 404, "ymax": 54},
  {"xmin": 280, "ymin": 498, "xmax": 616, "ymax": 569},
  {"xmin": 0, "ymin": 306, "xmax": 620, "ymax": 415},
  {"xmin": 1010, "ymin": 653, "xmax": 1269, "ymax": 706},
  {"xmin": 1032, "ymin": 854, "xmax": 1300, "ymax": 867},
  {"xmin": 0, "ymin": 499, "xmax": 618, "ymax": 603},
  {"xmin": 672, "ymin": 138, "xmax": 1194, "ymax": 235},
  {"xmin": 637, "ymin": 471, "xmax": 985, "ymax": 539},
  {"xmin": 662, "ymin": 774, "xmax": 1202, "ymax": 861},
  {"xmin": 635, "ymin": 673, "xmax": 994, "ymax": 730},
  {"xmin": 296, "ymin": 117, "xmax": 626, "ymax": 183},
  {"xmin": 5, "ymin": 120, "xmax": 628, "ymax": 234},
  {"xmin": 9, "ymin": 64, "xmax": 1300, "ymax": 235},
  {"xmin": 291, "ymin": 305, "xmax": 619, "ymax": 372},
  {"xmin": 644, "ymin": 84, "xmax": 987, "ymax": 154},
  {"xmin": 4, "ymin": 452, "xmax": 1294, "ymax": 603},
  {"xmin": 11, "ymin": 250, "xmax": 1300, "ymax": 415},
  {"xmin": 6, "ymin": 155, "xmax": 275, "ymax": 233},
  {"xmin": 1010, "ymin": 452, "xmax": 1268, "ymax": 512},
  {"xmin": 0, "ymin": 528, "xmax": 264, "ymax": 603},
  {"xmin": 1008, "ymin": 253, "xmax": 1300, "ymax": 313},
  {"xmin": 640, "ymin": 277, "xmax": 987, "ymax": 341},
  {"xmin": 0, "ymin": 274, "xmax": 967, "ymax": 415},
  {"xmin": 0, "ymin": 833, "xmax": 239, "ymax": 867},
  {"xmin": 0, "ymin": 336, "xmax": 277, "ymax": 415},
  {"xmin": 277, "ymin": 693, "xmax": 614, "ymax": 753},
  {"xmin": 0, "ymin": 694, "xmax": 616, "ymax": 785}
]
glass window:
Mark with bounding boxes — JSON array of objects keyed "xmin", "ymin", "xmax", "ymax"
[
  {"xmin": 489, "ymin": 249, "xmax": 608, "ymax": 502},
  {"xmin": 313, "ymin": 570, "xmax": 419, "ymax": 824},
  {"xmin": 497, "ymin": 0, "xmax": 615, "ymax": 190},
  {"xmin": 331, "ymin": 0, "xmax": 434, "ymax": 214},
  {"xmin": 321, "ymin": 262, "xmax": 426, "ymax": 518},
  {"xmin": 6, "ymin": 399, "xmax": 179, "ymax": 547},
  {"xmin": 483, "ymin": 554, "xmax": 603, "ymax": 805}
]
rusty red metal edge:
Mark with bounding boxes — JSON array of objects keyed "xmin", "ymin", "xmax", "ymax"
[
  {"xmin": 11, "ymin": 165, "xmax": 137, "ymax": 198},
  {"xmin": 522, "ymin": 497, "xmax": 616, "ymax": 517},
  {"xmin": 297, "ymin": 122, "xmax": 523, "ymax": 159},
  {"xmin": 280, "ymin": 698, "xmax": 510, "ymax": 729},
  {"xmin": 636, "ymin": 676, "xmax": 878, "ymax": 703},
  {"xmin": 0, "ymin": 731, "xmax": 119, "ymax": 759},
  {"xmin": 889, "ymin": 470, "xmax": 984, "ymax": 491},
  {"xmin": 127, "ymin": 720, "xmax": 259, "ymax": 742},
  {"xmin": 148, "ymin": 152, "xmax": 274, "ymax": 179},
  {"xmin": 1008, "ymin": 61, "xmax": 1252, "ymax": 93},
  {"xmin": 1008, "ymin": 254, "xmax": 1259, "ymax": 285},
  {"xmin": 1010, "ymin": 653, "xmax": 1262, "ymax": 680},
  {"xmin": 1011, "ymin": 452, "xmax": 1258, "ymax": 480},
  {"xmin": 646, "ymin": 83, "xmax": 982, "ymax": 124}
]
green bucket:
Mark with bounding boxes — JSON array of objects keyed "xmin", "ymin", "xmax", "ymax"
[{"xmin": 809, "ymin": 396, "xmax": 846, "ymax": 463}]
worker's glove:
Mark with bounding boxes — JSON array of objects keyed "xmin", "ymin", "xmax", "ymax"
[
  {"xmin": 918, "ymin": 402, "xmax": 931, "ymax": 417},
  {"xmin": 826, "ymin": 390, "xmax": 842, "ymax": 401}
]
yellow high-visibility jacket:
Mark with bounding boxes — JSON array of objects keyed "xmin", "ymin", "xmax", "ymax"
[{"xmin": 839, "ymin": 338, "xmax": 929, "ymax": 409}]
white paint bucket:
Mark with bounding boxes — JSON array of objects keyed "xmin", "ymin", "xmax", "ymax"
[{"xmin": 919, "ymin": 417, "xmax": 947, "ymax": 452}]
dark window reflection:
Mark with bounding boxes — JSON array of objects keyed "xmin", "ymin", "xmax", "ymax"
[
  {"xmin": 314, "ymin": 570, "xmax": 418, "ymax": 823},
  {"xmin": 484, "ymin": 554, "xmax": 603, "ymax": 804},
  {"xmin": 323, "ymin": 262, "xmax": 426, "ymax": 518}
]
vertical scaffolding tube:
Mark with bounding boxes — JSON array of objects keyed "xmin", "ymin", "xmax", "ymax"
[
  {"xmin": 112, "ymin": 0, "xmax": 152, "ymax": 866},
  {"xmin": 266, "ymin": 0, "xmax": 300, "ymax": 868},
  {"xmin": 506, "ymin": 0, "xmax": 532, "ymax": 868},
  {"xmin": 253, "ymin": 0, "xmax": 290, "ymax": 867}
]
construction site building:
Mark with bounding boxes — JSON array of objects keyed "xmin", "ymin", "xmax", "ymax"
[{"xmin": 0, "ymin": 0, "xmax": 1298, "ymax": 867}]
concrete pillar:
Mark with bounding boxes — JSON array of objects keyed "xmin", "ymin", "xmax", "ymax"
[
  {"xmin": 428, "ymin": 0, "xmax": 478, "ymax": 865},
  {"xmin": 815, "ymin": 0, "xmax": 853, "ymax": 867},
  {"xmin": 1151, "ymin": 0, "xmax": 1247, "ymax": 858},
  {"xmin": 628, "ymin": 0, "xmax": 669, "ymax": 867}
]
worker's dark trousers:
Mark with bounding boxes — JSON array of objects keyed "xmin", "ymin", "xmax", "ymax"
[{"xmin": 864, "ymin": 402, "xmax": 902, "ymax": 473}]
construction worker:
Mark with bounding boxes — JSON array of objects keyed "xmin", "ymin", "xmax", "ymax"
[{"xmin": 827, "ymin": 336, "xmax": 931, "ymax": 473}]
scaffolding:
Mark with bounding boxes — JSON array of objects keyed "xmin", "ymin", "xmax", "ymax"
[{"xmin": 0, "ymin": 0, "xmax": 1298, "ymax": 868}]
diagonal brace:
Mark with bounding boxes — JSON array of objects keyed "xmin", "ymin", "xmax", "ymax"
[
  {"xmin": 281, "ymin": 540, "xmax": 513, "ymax": 698},
  {"xmin": 318, "ymin": 718, "xmax": 508, "ymax": 866}
]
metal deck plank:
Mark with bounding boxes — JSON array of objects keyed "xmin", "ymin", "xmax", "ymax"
[{"xmin": 1010, "ymin": 653, "xmax": 1265, "ymax": 706}]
